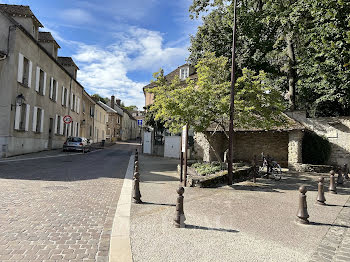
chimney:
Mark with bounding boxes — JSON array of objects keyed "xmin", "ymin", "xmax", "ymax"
[
  {"xmin": 116, "ymin": 99, "xmax": 121, "ymax": 106},
  {"xmin": 111, "ymin": 95, "xmax": 115, "ymax": 108}
]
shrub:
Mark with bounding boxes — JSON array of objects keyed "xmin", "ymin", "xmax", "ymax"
[
  {"xmin": 192, "ymin": 162, "xmax": 222, "ymax": 175},
  {"xmin": 302, "ymin": 131, "xmax": 331, "ymax": 165}
]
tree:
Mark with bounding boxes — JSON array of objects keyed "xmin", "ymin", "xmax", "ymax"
[
  {"xmin": 123, "ymin": 105, "xmax": 138, "ymax": 111},
  {"xmin": 149, "ymin": 53, "xmax": 286, "ymax": 163},
  {"xmin": 188, "ymin": 0, "xmax": 350, "ymax": 116},
  {"xmin": 91, "ymin": 94, "xmax": 110, "ymax": 104}
]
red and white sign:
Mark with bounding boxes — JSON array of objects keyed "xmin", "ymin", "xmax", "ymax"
[{"xmin": 63, "ymin": 115, "xmax": 72, "ymax": 124}]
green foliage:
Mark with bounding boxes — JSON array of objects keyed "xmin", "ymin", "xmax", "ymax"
[
  {"xmin": 91, "ymin": 94, "xmax": 110, "ymax": 104},
  {"xmin": 188, "ymin": 0, "xmax": 350, "ymax": 117},
  {"xmin": 302, "ymin": 131, "xmax": 331, "ymax": 165},
  {"xmin": 123, "ymin": 105, "xmax": 138, "ymax": 111},
  {"xmin": 148, "ymin": 53, "xmax": 286, "ymax": 134},
  {"xmin": 192, "ymin": 162, "xmax": 222, "ymax": 175}
]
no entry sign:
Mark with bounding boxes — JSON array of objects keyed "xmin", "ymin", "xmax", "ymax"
[{"xmin": 63, "ymin": 115, "xmax": 72, "ymax": 124}]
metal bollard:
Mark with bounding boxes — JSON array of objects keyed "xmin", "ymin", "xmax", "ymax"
[
  {"xmin": 134, "ymin": 154, "xmax": 138, "ymax": 162},
  {"xmin": 297, "ymin": 186, "xmax": 309, "ymax": 224},
  {"xmin": 134, "ymin": 163, "xmax": 139, "ymax": 173},
  {"xmin": 174, "ymin": 186, "xmax": 186, "ymax": 228},
  {"xmin": 133, "ymin": 172, "xmax": 142, "ymax": 204},
  {"xmin": 329, "ymin": 170, "xmax": 337, "ymax": 194},
  {"xmin": 316, "ymin": 177, "xmax": 326, "ymax": 205},
  {"xmin": 343, "ymin": 164, "xmax": 349, "ymax": 180},
  {"xmin": 337, "ymin": 168, "xmax": 344, "ymax": 186}
]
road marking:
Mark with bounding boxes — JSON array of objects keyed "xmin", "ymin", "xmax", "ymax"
[
  {"xmin": 0, "ymin": 149, "xmax": 102, "ymax": 163},
  {"xmin": 109, "ymin": 154, "xmax": 134, "ymax": 262}
]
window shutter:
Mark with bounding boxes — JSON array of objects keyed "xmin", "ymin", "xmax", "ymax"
[
  {"xmin": 60, "ymin": 116, "xmax": 64, "ymax": 135},
  {"xmin": 71, "ymin": 94, "xmax": 74, "ymax": 110},
  {"xmin": 68, "ymin": 122, "xmax": 71, "ymax": 136},
  {"xmin": 55, "ymin": 81, "xmax": 58, "ymax": 102},
  {"xmin": 42, "ymin": 72, "xmax": 47, "ymax": 96},
  {"xmin": 77, "ymin": 98, "xmax": 80, "ymax": 114},
  {"xmin": 74, "ymin": 96, "xmax": 77, "ymax": 112},
  {"xmin": 17, "ymin": 53, "xmax": 24, "ymax": 83},
  {"xmin": 73, "ymin": 121, "xmax": 76, "ymax": 136},
  {"xmin": 49, "ymin": 77, "xmax": 53, "ymax": 99},
  {"xmin": 77, "ymin": 122, "xmax": 80, "ymax": 136},
  {"xmin": 25, "ymin": 104, "xmax": 30, "ymax": 131},
  {"xmin": 28, "ymin": 61, "xmax": 32, "ymax": 88},
  {"xmin": 65, "ymin": 89, "xmax": 69, "ymax": 107},
  {"xmin": 40, "ymin": 109, "xmax": 44, "ymax": 133},
  {"xmin": 35, "ymin": 67, "xmax": 40, "ymax": 92},
  {"xmin": 14, "ymin": 105, "xmax": 21, "ymax": 130},
  {"xmin": 61, "ymin": 86, "xmax": 65, "ymax": 105},
  {"xmin": 54, "ymin": 114, "xmax": 58, "ymax": 134},
  {"xmin": 32, "ymin": 106, "xmax": 37, "ymax": 132}
]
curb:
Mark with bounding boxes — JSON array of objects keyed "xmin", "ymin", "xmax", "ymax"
[{"xmin": 109, "ymin": 154, "xmax": 134, "ymax": 262}]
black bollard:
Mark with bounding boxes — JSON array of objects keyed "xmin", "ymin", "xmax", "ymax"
[
  {"xmin": 316, "ymin": 177, "xmax": 326, "ymax": 205},
  {"xmin": 342, "ymin": 164, "xmax": 349, "ymax": 180},
  {"xmin": 174, "ymin": 186, "xmax": 186, "ymax": 228},
  {"xmin": 329, "ymin": 170, "xmax": 337, "ymax": 194},
  {"xmin": 134, "ymin": 154, "xmax": 138, "ymax": 162},
  {"xmin": 133, "ymin": 172, "xmax": 142, "ymax": 204},
  {"xmin": 297, "ymin": 186, "xmax": 309, "ymax": 224},
  {"xmin": 134, "ymin": 163, "xmax": 139, "ymax": 173},
  {"xmin": 337, "ymin": 168, "xmax": 344, "ymax": 186}
]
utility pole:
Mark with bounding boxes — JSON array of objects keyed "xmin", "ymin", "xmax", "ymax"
[{"xmin": 228, "ymin": 0, "xmax": 237, "ymax": 185}]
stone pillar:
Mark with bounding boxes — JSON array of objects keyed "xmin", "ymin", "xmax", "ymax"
[{"xmin": 288, "ymin": 130, "xmax": 304, "ymax": 170}]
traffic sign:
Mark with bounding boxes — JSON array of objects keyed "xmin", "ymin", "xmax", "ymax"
[
  {"xmin": 63, "ymin": 115, "xmax": 72, "ymax": 124},
  {"xmin": 137, "ymin": 119, "xmax": 143, "ymax": 126}
]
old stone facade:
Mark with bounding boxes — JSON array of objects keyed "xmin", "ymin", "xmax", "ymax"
[
  {"xmin": 0, "ymin": 4, "xmax": 110, "ymax": 157},
  {"xmin": 97, "ymin": 101, "xmax": 122, "ymax": 142},
  {"xmin": 80, "ymin": 90, "xmax": 95, "ymax": 142},
  {"xmin": 94, "ymin": 103, "xmax": 108, "ymax": 143}
]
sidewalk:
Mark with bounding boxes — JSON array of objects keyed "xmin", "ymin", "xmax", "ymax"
[{"xmin": 130, "ymin": 155, "xmax": 350, "ymax": 262}]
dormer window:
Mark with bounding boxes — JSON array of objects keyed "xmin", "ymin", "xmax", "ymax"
[{"xmin": 180, "ymin": 66, "xmax": 189, "ymax": 80}]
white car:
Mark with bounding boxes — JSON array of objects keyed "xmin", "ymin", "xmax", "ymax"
[{"xmin": 63, "ymin": 137, "xmax": 91, "ymax": 153}]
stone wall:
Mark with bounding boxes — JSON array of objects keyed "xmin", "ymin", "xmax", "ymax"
[
  {"xmin": 287, "ymin": 111, "xmax": 350, "ymax": 166},
  {"xmin": 194, "ymin": 131, "xmax": 289, "ymax": 166}
]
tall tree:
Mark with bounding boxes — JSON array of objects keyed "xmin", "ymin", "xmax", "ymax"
[{"xmin": 149, "ymin": 53, "xmax": 286, "ymax": 163}]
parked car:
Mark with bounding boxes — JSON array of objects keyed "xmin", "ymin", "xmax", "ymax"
[{"xmin": 63, "ymin": 137, "xmax": 91, "ymax": 153}]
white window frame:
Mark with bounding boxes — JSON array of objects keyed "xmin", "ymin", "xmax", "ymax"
[
  {"xmin": 35, "ymin": 67, "xmax": 46, "ymax": 96},
  {"xmin": 14, "ymin": 104, "xmax": 30, "ymax": 131}
]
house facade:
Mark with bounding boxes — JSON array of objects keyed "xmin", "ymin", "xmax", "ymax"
[
  {"xmin": 0, "ymin": 4, "xmax": 109, "ymax": 157},
  {"xmin": 94, "ymin": 103, "xmax": 108, "ymax": 143},
  {"xmin": 97, "ymin": 100, "xmax": 122, "ymax": 142}
]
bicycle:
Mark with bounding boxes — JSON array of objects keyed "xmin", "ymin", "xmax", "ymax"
[{"xmin": 258, "ymin": 153, "xmax": 282, "ymax": 181}]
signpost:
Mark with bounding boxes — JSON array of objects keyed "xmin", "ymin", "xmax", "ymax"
[
  {"xmin": 63, "ymin": 115, "xmax": 72, "ymax": 124},
  {"xmin": 181, "ymin": 125, "xmax": 188, "ymax": 186},
  {"xmin": 137, "ymin": 119, "xmax": 143, "ymax": 127}
]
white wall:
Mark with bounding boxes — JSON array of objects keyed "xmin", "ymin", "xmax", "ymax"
[{"xmin": 164, "ymin": 136, "xmax": 181, "ymax": 159}]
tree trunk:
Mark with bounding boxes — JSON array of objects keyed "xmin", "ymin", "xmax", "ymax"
[{"xmin": 286, "ymin": 34, "xmax": 297, "ymax": 110}]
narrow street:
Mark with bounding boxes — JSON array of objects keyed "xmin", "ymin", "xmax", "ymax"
[{"xmin": 0, "ymin": 142, "xmax": 138, "ymax": 261}]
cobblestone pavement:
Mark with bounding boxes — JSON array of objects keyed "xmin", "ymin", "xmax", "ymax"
[
  {"xmin": 0, "ymin": 143, "xmax": 138, "ymax": 261},
  {"xmin": 310, "ymin": 195, "xmax": 350, "ymax": 262}
]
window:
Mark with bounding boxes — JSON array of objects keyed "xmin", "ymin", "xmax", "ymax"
[
  {"xmin": 17, "ymin": 53, "xmax": 32, "ymax": 87},
  {"xmin": 14, "ymin": 104, "xmax": 30, "ymax": 131},
  {"xmin": 76, "ymin": 122, "xmax": 79, "ymax": 137},
  {"xmin": 35, "ymin": 67, "xmax": 46, "ymax": 96},
  {"xmin": 89, "ymin": 125, "xmax": 92, "ymax": 137},
  {"xmin": 49, "ymin": 78, "xmax": 58, "ymax": 102},
  {"xmin": 117, "ymin": 116, "xmax": 120, "ymax": 124},
  {"xmin": 90, "ymin": 106, "xmax": 94, "ymax": 117},
  {"xmin": 71, "ymin": 94, "xmax": 76, "ymax": 111},
  {"xmin": 55, "ymin": 115, "xmax": 62, "ymax": 134},
  {"xmin": 83, "ymin": 102, "xmax": 86, "ymax": 114},
  {"xmin": 62, "ymin": 87, "xmax": 68, "ymax": 107},
  {"xmin": 32, "ymin": 107, "xmax": 44, "ymax": 133},
  {"xmin": 180, "ymin": 66, "xmax": 189, "ymax": 80}
]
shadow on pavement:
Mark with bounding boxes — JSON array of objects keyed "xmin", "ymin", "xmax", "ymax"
[
  {"xmin": 142, "ymin": 201, "xmax": 176, "ymax": 207},
  {"xmin": 185, "ymin": 224, "xmax": 239, "ymax": 233},
  {"xmin": 310, "ymin": 221, "xmax": 350, "ymax": 229}
]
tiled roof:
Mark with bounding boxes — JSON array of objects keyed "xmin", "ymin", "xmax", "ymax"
[
  {"xmin": 0, "ymin": 4, "xmax": 43, "ymax": 27},
  {"xmin": 206, "ymin": 113, "xmax": 305, "ymax": 132},
  {"xmin": 38, "ymin": 32, "xmax": 60, "ymax": 48},
  {"xmin": 143, "ymin": 64, "xmax": 197, "ymax": 92},
  {"xmin": 57, "ymin": 57, "xmax": 79, "ymax": 70}
]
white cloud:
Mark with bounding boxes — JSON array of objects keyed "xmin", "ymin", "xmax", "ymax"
[
  {"xmin": 71, "ymin": 27, "xmax": 188, "ymax": 109},
  {"xmin": 60, "ymin": 8, "xmax": 95, "ymax": 24}
]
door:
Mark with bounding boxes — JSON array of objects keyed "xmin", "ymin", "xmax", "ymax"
[
  {"xmin": 164, "ymin": 136, "xmax": 181, "ymax": 158},
  {"xmin": 143, "ymin": 131, "xmax": 152, "ymax": 154},
  {"xmin": 48, "ymin": 118, "xmax": 53, "ymax": 149}
]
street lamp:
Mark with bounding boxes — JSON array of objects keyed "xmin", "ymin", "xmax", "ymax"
[{"xmin": 228, "ymin": 0, "xmax": 237, "ymax": 185}]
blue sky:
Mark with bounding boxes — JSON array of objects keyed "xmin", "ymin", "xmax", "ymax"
[{"xmin": 1, "ymin": 0, "xmax": 201, "ymax": 109}]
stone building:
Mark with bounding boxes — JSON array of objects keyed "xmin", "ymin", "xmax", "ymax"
[
  {"xmin": 0, "ymin": 4, "xmax": 85, "ymax": 157},
  {"xmin": 97, "ymin": 100, "xmax": 122, "ymax": 142},
  {"xmin": 80, "ymin": 90, "xmax": 95, "ymax": 142},
  {"xmin": 94, "ymin": 103, "xmax": 108, "ymax": 143}
]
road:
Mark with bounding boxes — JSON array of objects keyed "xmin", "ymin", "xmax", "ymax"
[{"xmin": 0, "ymin": 142, "xmax": 138, "ymax": 262}]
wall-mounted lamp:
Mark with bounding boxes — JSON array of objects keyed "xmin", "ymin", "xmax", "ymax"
[{"xmin": 11, "ymin": 94, "xmax": 25, "ymax": 110}]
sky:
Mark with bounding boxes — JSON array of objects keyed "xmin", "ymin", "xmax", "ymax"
[{"xmin": 1, "ymin": 0, "xmax": 201, "ymax": 109}]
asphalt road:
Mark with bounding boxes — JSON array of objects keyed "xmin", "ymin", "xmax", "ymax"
[{"xmin": 0, "ymin": 142, "xmax": 138, "ymax": 262}]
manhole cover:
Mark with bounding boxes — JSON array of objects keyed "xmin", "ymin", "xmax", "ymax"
[{"xmin": 43, "ymin": 186, "xmax": 69, "ymax": 190}]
